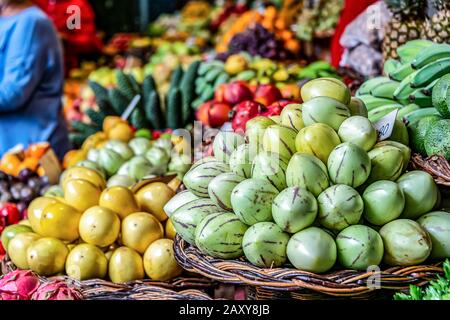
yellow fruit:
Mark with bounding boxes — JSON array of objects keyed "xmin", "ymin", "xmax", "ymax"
[
  {"xmin": 105, "ymin": 250, "xmax": 114, "ymax": 261},
  {"xmin": 82, "ymin": 132, "xmax": 107, "ymax": 151},
  {"xmin": 79, "ymin": 206, "xmax": 120, "ymax": 247},
  {"xmin": 108, "ymin": 247, "xmax": 144, "ymax": 283},
  {"xmin": 224, "ymin": 54, "xmax": 247, "ymax": 75},
  {"xmin": 18, "ymin": 219, "xmax": 31, "ymax": 227},
  {"xmin": 40, "ymin": 202, "xmax": 81, "ymax": 241},
  {"xmin": 108, "ymin": 122, "xmax": 134, "ymax": 142},
  {"xmin": 135, "ymin": 182, "xmax": 175, "ymax": 222},
  {"xmin": 65, "ymin": 244, "xmax": 108, "ymax": 280},
  {"xmin": 273, "ymin": 69, "xmax": 289, "ymax": 82},
  {"xmin": 121, "ymin": 212, "xmax": 164, "ymax": 254},
  {"xmin": 62, "ymin": 167, "xmax": 106, "ymax": 190},
  {"xmin": 28, "ymin": 197, "xmax": 60, "ymax": 234},
  {"xmin": 8, "ymin": 232, "xmax": 41, "ymax": 269},
  {"xmin": 99, "ymin": 186, "xmax": 140, "ymax": 220},
  {"xmin": 143, "ymin": 239, "xmax": 182, "ymax": 281},
  {"xmin": 295, "ymin": 123, "xmax": 342, "ymax": 164},
  {"xmin": 27, "ymin": 237, "xmax": 69, "ymax": 276},
  {"xmin": 165, "ymin": 219, "xmax": 176, "ymax": 240},
  {"xmin": 63, "ymin": 149, "xmax": 87, "ymax": 169},
  {"xmin": 103, "ymin": 116, "xmax": 126, "ymax": 134},
  {"xmin": 64, "ymin": 179, "xmax": 101, "ymax": 212}
]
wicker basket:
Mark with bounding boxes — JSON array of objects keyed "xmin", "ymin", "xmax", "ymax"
[
  {"xmin": 410, "ymin": 154, "xmax": 450, "ymax": 187},
  {"xmin": 1, "ymin": 256, "xmax": 214, "ymax": 300},
  {"xmin": 174, "ymin": 236, "xmax": 444, "ymax": 300}
]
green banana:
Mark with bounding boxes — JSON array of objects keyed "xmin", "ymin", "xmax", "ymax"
[
  {"xmin": 198, "ymin": 61, "xmax": 224, "ymax": 76},
  {"xmin": 397, "ymin": 104, "xmax": 420, "ymax": 120},
  {"xmin": 384, "ymin": 59, "xmax": 402, "ymax": 76},
  {"xmin": 195, "ymin": 77, "xmax": 208, "ymax": 95},
  {"xmin": 368, "ymin": 104, "xmax": 403, "ymax": 123},
  {"xmin": 393, "ymin": 70, "xmax": 418, "ymax": 103},
  {"xmin": 408, "ymin": 89, "xmax": 433, "ymax": 107},
  {"xmin": 191, "ymin": 98, "xmax": 204, "ymax": 110},
  {"xmin": 371, "ymin": 81, "xmax": 400, "ymax": 99},
  {"xmin": 411, "ymin": 43, "xmax": 450, "ymax": 69},
  {"xmin": 200, "ymin": 85, "xmax": 214, "ymax": 101},
  {"xmin": 204, "ymin": 67, "xmax": 224, "ymax": 83},
  {"xmin": 397, "ymin": 39, "xmax": 434, "ymax": 63},
  {"xmin": 410, "ymin": 58, "xmax": 450, "ymax": 88},
  {"xmin": 404, "ymin": 107, "xmax": 440, "ymax": 125},
  {"xmin": 214, "ymin": 72, "xmax": 230, "ymax": 88},
  {"xmin": 236, "ymin": 70, "xmax": 256, "ymax": 81},
  {"xmin": 421, "ymin": 78, "xmax": 440, "ymax": 96},
  {"xmin": 357, "ymin": 77, "xmax": 391, "ymax": 95},
  {"xmin": 358, "ymin": 95, "xmax": 398, "ymax": 111},
  {"xmin": 389, "ymin": 63, "xmax": 414, "ymax": 81}
]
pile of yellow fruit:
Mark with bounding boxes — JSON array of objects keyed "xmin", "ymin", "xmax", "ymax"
[
  {"xmin": 4, "ymin": 166, "xmax": 182, "ymax": 283},
  {"xmin": 64, "ymin": 116, "xmax": 135, "ymax": 169}
]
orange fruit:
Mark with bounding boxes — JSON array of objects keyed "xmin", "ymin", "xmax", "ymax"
[
  {"xmin": 81, "ymin": 132, "xmax": 107, "ymax": 151},
  {"xmin": 26, "ymin": 142, "xmax": 50, "ymax": 159},
  {"xmin": 108, "ymin": 122, "xmax": 134, "ymax": 142},
  {"xmin": 103, "ymin": 116, "xmax": 126, "ymax": 134},
  {"xmin": 63, "ymin": 149, "xmax": 87, "ymax": 169}
]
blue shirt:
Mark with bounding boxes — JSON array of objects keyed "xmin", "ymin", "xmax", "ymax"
[{"xmin": 0, "ymin": 6, "xmax": 70, "ymax": 159}]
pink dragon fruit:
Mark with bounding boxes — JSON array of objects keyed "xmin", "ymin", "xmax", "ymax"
[
  {"xmin": 0, "ymin": 270, "xmax": 41, "ymax": 300},
  {"xmin": 31, "ymin": 280, "xmax": 83, "ymax": 300}
]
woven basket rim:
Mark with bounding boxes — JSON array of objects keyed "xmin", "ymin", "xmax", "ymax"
[
  {"xmin": 174, "ymin": 236, "xmax": 444, "ymax": 297},
  {"xmin": 0, "ymin": 256, "xmax": 214, "ymax": 300}
]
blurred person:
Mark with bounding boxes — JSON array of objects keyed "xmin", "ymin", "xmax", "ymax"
[
  {"xmin": 33, "ymin": 0, "xmax": 103, "ymax": 71},
  {"xmin": 0, "ymin": 0, "xmax": 70, "ymax": 159}
]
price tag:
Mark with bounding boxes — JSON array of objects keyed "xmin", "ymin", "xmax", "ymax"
[
  {"xmin": 373, "ymin": 109, "xmax": 399, "ymax": 141},
  {"xmin": 39, "ymin": 149, "xmax": 62, "ymax": 185}
]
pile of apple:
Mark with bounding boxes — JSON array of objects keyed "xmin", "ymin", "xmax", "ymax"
[
  {"xmin": 1, "ymin": 166, "xmax": 182, "ymax": 283},
  {"xmin": 196, "ymin": 80, "xmax": 299, "ymax": 129}
]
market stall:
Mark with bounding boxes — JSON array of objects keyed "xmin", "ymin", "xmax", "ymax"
[{"xmin": 0, "ymin": 0, "xmax": 449, "ymax": 302}]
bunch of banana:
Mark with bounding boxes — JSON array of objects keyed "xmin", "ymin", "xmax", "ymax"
[
  {"xmin": 357, "ymin": 40, "xmax": 450, "ymax": 123},
  {"xmin": 192, "ymin": 60, "xmax": 229, "ymax": 109},
  {"xmin": 296, "ymin": 60, "xmax": 339, "ymax": 80},
  {"xmin": 234, "ymin": 57, "xmax": 303, "ymax": 86}
]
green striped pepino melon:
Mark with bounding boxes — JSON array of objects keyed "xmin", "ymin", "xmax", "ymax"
[
  {"xmin": 286, "ymin": 153, "xmax": 330, "ymax": 197},
  {"xmin": 242, "ymin": 222, "xmax": 290, "ymax": 267},
  {"xmin": 327, "ymin": 142, "xmax": 371, "ymax": 188},
  {"xmin": 171, "ymin": 198, "xmax": 225, "ymax": 245},
  {"xmin": 183, "ymin": 161, "xmax": 229, "ymax": 197},
  {"xmin": 251, "ymin": 152, "xmax": 289, "ymax": 191},
  {"xmin": 213, "ymin": 132, "xmax": 246, "ymax": 164},
  {"xmin": 195, "ymin": 212, "xmax": 248, "ymax": 259},
  {"xmin": 208, "ymin": 173, "xmax": 245, "ymax": 211},
  {"xmin": 231, "ymin": 178, "xmax": 279, "ymax": 226}
]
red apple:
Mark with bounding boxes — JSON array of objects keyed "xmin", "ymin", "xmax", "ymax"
[
  {"xmin": 214, "ymin": 84, "xmax": 227, "ymax": 103},
  {"xmin": 196, "ymin": 101, "xmax": 213, "ymax": 126},
  {"xmin": 262, "ymin": 100, "xmax": 294, "ymax": 117},
  {"xmin": 280, "ymin": 84, "xmax": 302, "ymax": 101},
  {"xmin": 208, "ymin": 102, "xmax": 232, "ymax": 127},
  {"xmin": 196, "ymin": 101, "xmax": 232, "ymax": 128},
  {"xmin": 223, "ymin": 81, "xmax": 253, "ymax": 105},
  {"xmin": 254, "ymin": 84, "xmax": 282, "ymax": 106},
  {"xmin": 230, "ymin": 100, "xmax": 265, "ymax": 133}
]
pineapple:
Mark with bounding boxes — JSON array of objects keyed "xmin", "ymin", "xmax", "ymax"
[
  {"xmin": 382, "ymin": 0, "xmax": 426, "ymax": 61},
  {"xmin": 421, "ymin": 0, "xmax": 450, "ymax": 43}
]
